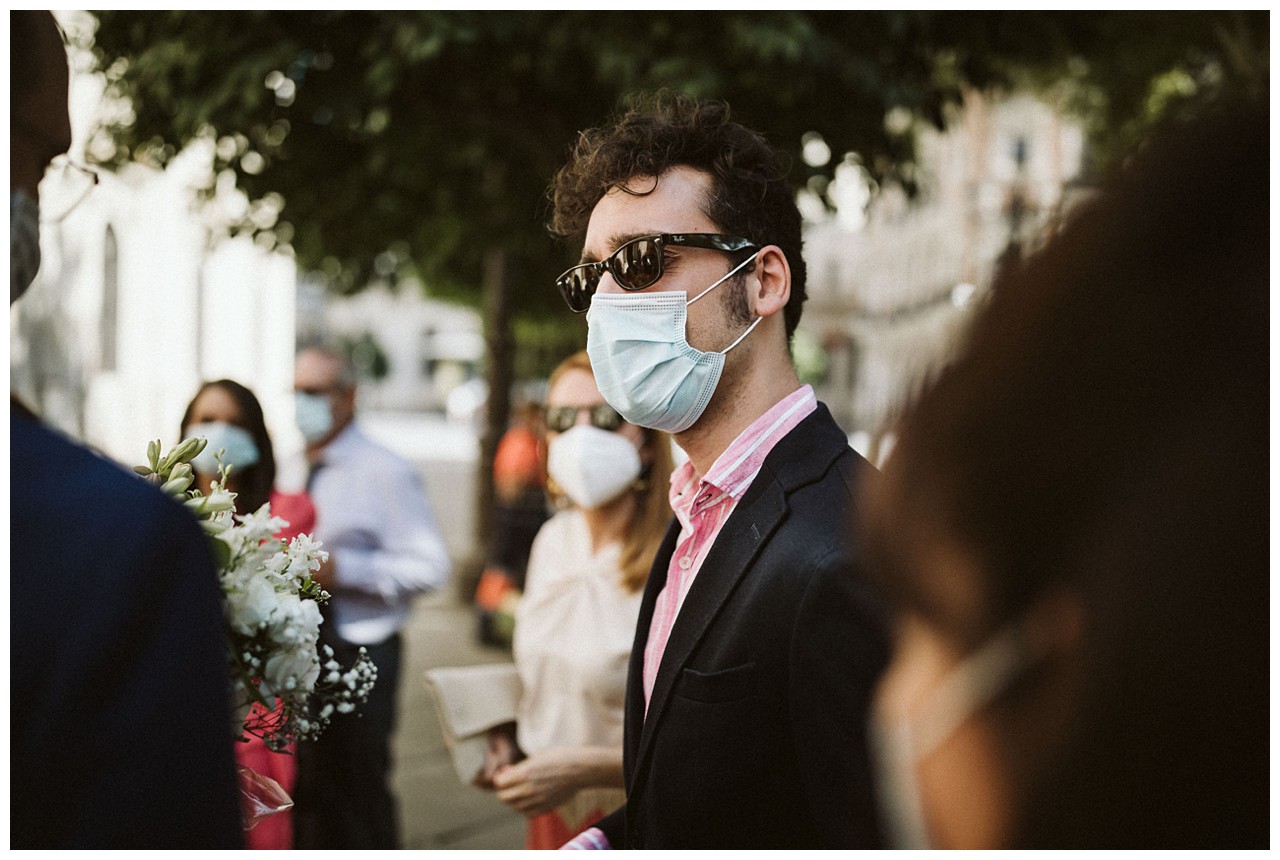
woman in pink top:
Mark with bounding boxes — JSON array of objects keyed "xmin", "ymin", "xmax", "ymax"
[{"xmin": 180, "ymin": 378, "xmax": 316, "ymax": 849}]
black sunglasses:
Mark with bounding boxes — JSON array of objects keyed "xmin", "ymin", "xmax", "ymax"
[
  {"xmin": 556, "ymin": 233, "xmax": 760, "ymax": 313},
  {"xmin": 544, "ymin": 403, "xmax": 624, "ymax": 434}
]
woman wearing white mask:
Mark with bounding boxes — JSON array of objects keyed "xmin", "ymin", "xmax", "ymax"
[
  {"xmin": 475, "ymin": 351, "xmax": 674, "ymax": 849},
  {"xmin": 180, "ymin": 378, "xmax": 317, "ymax": 850}
]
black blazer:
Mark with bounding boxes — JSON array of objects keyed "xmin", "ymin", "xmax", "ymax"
[
  {"xmin": 596, "ymin": 403, "xmax": 890, "ymax": 848},
  {"xmin": 11, "ymin": 408, "xmax": 243, "ymax": 848}
]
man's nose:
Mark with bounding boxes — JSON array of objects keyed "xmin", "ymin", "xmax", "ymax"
[
  {"xmin": 596, "ymin": 270, "xmax": 624, "ymax": 296},
  {"xmin": 574, "ymin": 409, "xmax": 594, "ymax": 428}
]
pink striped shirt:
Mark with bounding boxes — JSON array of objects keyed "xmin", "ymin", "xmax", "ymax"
[{"xmin": 641, "ymin": 384, "xmax": 817, "ymax": 709}]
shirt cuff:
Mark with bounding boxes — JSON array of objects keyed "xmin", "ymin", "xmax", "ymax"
[{"xmin": 560, "ymin": 827, "xmax": 610, "ymax": 849}]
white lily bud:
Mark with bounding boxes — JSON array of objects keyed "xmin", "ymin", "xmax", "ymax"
[
  {"xmin": 161, "ymin": 474, "xmax": 192, "ymax": 495},
  {"xmin": 201, "ymin": 495, "xmax": 237, "ymax": 514},
  {"xmin": 174, "ymin": 436, "xmax": 203, "ymax": 463},
  {"xmin": 198, "ymin": 516, "xmax": 230, "ymax": 534},
  {"xmin": 163, "ymin": 438, "xmax": 197, "ymax": 471}
]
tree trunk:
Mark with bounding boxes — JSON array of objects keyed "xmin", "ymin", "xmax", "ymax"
[{"xmin": 471, "ymin": 247, "xmax": 512, "ymax": 597}]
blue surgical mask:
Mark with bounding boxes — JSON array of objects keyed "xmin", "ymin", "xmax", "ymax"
[
  {"xmin": 11, "ymin": 189, "xmax": 41, "ymax": 303},
  {"xmin": 585, "ymin": 251, "xmax": 762, "ymax": 434},
  {"xmin": 294, "ymin": 391, "xmax": 334, "ymax": 444},
  {"xmin": 184, "ymin": 421, "xmax": 261, "ymax": 476}
]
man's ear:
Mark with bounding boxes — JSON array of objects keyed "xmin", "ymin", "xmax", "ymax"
[{"xmin": 748, "ymin": 245, "xmax": 791, "ymax": 319}]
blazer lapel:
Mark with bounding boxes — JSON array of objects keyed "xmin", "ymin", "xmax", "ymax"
[
  {"xmin": 631, "ymin": 474, "xmax": 788, "ymax": 780},
  {"xmin": 623, "ymin": 517, "xmax": 680, "ymax": 784},
  {"xmin": 627, "ymin": 405, "xmax": 853, "ymax": 791}
]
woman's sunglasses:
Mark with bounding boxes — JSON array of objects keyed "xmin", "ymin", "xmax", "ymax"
[
  {"xmin": 556, "ymin": 232, "xmax": 759, "ymax": 313},
  {"xmin": 544, "ymin": 403, "xmax": 624, "ymax": 434}
]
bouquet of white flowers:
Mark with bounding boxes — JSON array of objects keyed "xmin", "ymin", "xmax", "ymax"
[{"xmin": 135, "ymin": 436, "xmax": 376, "ymax": 751}]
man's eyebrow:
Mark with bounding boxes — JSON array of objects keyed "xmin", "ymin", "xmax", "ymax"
[{"xmin": 579, "ymin": 231, "xmax": 660, "ymax": 265}]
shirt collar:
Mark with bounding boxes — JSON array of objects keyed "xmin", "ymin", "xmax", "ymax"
[{"xmin": 667, "ymin": 384, "xmax": 817, "ymax": 518}]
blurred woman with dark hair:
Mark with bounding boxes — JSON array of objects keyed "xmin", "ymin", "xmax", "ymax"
[
  {"xmin": 181, "ymin": 378, "xmax": 317, "ymax": 848},
  {"xmin": 857, "ymin": 103, "xmax": 1267, "ymax": 849},
  {"xmin": 181, "ymin": 378, "xmax": 315, "ymax": 529}
]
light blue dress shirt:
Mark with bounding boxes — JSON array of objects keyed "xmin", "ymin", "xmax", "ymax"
[{"xmin": 309, "ymin": 423, "xmax": 452, "ymax": 644}]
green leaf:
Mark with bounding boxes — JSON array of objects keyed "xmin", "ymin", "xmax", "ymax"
[{"xmin": 207, "ymin": 535, "xmax": 232, "ymax": 569}]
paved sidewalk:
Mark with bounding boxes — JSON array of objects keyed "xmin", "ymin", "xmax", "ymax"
[
  {"xmin": 359, "ymin": 413, "xmax": 527, "ymax": 848},
  {"xmin": 391, "ymin": 589, "xmax": 526, "ymax": 850}
]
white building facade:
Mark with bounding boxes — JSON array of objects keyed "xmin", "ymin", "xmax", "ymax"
[
  {"xmin": 11, "ymin": 155, "xmax": 301, "ymax": 470},
  {"xmin": 300, "ymin": 281, "xmax": 484, "ymax": 415},
  {"xmin": 11, "ymin": 34, "xmax": 302, "ymax": 470},
  {"xmin": 800, "ymin": 91, "xmax": 1086, "ymax": 462}
]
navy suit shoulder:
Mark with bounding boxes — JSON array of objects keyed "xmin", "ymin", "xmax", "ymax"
[
  {"xmin": 617, "ymin": 404, "xmax": 890, "ymax": 849},
  {"xmin": 11, "ymin": 411, "xmax": 243, "ymax": 848}
]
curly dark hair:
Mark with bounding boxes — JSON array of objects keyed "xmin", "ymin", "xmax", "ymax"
[{"xmin": 549, "ymin": 92, "xmax": 807, "ymax": 338}]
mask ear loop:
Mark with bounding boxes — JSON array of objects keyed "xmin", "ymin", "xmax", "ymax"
[
  {"xmin": 718, "ymin": 315, "xmax": 763, "ymax": 355},
  {"xmin": 909, "ymin": 621, "xmax": 1046, "ymax": 759},
  {"xmin": 684, "ymin": 250, "xmax": 765, "ymax": 354},
  {"xmin": 686, "ymin": 250, "xmax": 762, "ymax": 306}
]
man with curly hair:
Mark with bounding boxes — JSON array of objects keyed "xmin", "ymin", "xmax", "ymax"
[{"xmin": 542, "ymin": 94, "xmax": 889, "ymax": 849}]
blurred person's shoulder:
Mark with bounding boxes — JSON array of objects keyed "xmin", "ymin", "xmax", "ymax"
[
  {"xmin": 494, "ymin": 424, "xmax": 542, "ymax": 478},
  {"xmin": 12, "ymin": 405, "xmax": 200, "ymax": 525},
  {"xmin": 11, "ymin": 406, "xmax": 217, "ymax": 608},
  {"xmin": 329, "ymin": 421, "xmax": 419, "ymax": 476}
]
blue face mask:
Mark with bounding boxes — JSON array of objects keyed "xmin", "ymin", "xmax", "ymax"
[
  {"xmin": 294, "ymin": 391, "xmax": 334, "ymax": 444},
  {"xmin": 585, "ymin": 251, "xmax": 762, "ymax": 434},
  {"xmin": 185, "ymin": 421, "xmax": 261, "ymax": 476}
]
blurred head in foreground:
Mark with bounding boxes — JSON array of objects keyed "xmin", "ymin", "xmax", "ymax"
[{"xmin": 858, "ymin": 102, "xmax": 1267, "ymax": 849}]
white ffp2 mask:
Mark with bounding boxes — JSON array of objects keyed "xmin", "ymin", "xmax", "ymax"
[{"xmin": 547, "ymin": 424, "xmax": 642, "ymax": 510}]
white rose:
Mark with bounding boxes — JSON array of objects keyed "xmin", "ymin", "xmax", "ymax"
[
  {"xmin": 295, "ymin": 598, "xmax": 322, "ymax": 633},
  {"xmin": 261, "ymin": 645, "xmax": 320, "ymax": 697},
  {"xmin": 268, "ymin": 594, "xmax": 321, "ymax": 647},
  {"xmin": 227, "ymin": 575, "xmax": 278, "ymax": 636}
]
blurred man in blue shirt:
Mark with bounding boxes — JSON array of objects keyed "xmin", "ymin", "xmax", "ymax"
[{"xmin": 291, "ymin": 342, "xmax": 452, "ymax": 848}]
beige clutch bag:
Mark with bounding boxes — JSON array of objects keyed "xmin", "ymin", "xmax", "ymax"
[{"xmin": 423, "ymin": 663, "xmax": 521, "ymax": 785}]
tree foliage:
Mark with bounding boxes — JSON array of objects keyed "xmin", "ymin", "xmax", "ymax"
[
  {"xmin": 82, "ymin": 11, "xmax": 1265, "ymax": 319},
  {"xmin": 79, "ymin": 12, "xmax": 1265, "ymax": 559}
]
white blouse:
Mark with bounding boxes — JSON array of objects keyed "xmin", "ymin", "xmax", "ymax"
[{"xmin": 512, "ymin": 509, "xmax": 643, "ymax": 756}]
